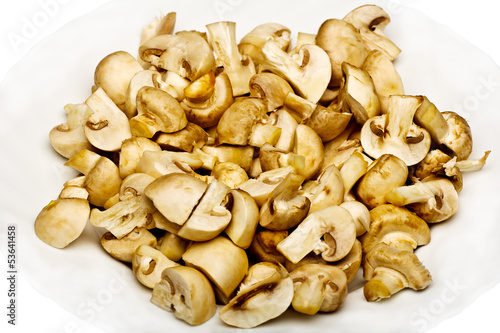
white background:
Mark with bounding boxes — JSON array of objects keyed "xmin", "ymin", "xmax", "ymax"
[{"xmin": 0, "ymin": 1, "xmax": 499, "ymax": 332}]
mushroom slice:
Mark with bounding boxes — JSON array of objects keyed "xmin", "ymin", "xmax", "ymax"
[
  {"xmin": 238, "ymin": 23, "xmax": 291, "ymax": 65},
  {"xmin": 154, "ymin": 71, "xmax": 191, "ymax": 102},
  {"xmin": 248, "ymin": 122, "xmax": 282, "ymax": 148},
  {"xmin": 212, "ymin": 162, "xmax": 249, "ymax": 189},
  {"xmin": 34, "ymin": 198, "xmax": 90, "ymax": 249},
  {"xmin": 332, "ymin": 239, "xmax": 363, "ymax": 283},
  {"xmin": 156, "ymin": 232, "xmax": 188, "ymax": 262},
  {"xmin": 270, "ymin": 108, "xmax": 298, "ymax": 152},
  {"xmin": 385, "ymin": 177, "xmax": 459, "ymax": 223},
  {"xmin": 261, "ymin": 41, "xmax": 331, "ymax": 104},
  {"xmin": 90, "ymin": 195, "xmax": 156, "ymax": 239},
  {"xmin": 58, "ymin": 185, "xmax": 89, "ymax": 200},
  {"xmin": 343, "ymin": 5, "xmax": 401, "ymax": 60},
  {"xmin": 119, "ymin": 137, "xmax": 161, "ymax": 179},
  {"xmin": 49, "ymin": 103, "xmax": 93, "ymax": 159},
  {"xmin": 340, "ymin": 151, "xmax": 369, "ymax": 201},
  {"xmin": 93, "ymin": 51, "xmax": 143, "ymax": 111},
  {"xmin": 340, "ymin": 201, "xmax": 371, "ymax": 237},
  {"xmin": 124, "ymin": 69, "xmax": 157, "ymax": 118},
  {"xmin": 288, "ymin": 32, "xmax": 316, "ymax": 55},
  {"xmin": 151, "ymin": 266, "xmax": 217, "ymax": 326},
  {"xmin": 139, "ymin": 31, "xmax": 216, "ymax": 81},
  {"xmin": 277, "ymin": 205, "xmax": 356, "ymax": 264},
  {"xmin": 136, "ymin": 150, "xmax": 204, "ymax": 178},
  {"xmin": 359, "ymin": 204, "xmax": 430, "ymax": 254},
  {"xmin": 260, "ymin": 173, "xmax": 310, "ymax": 231},
  {"xmin": 182, "ymin": 236, "xmax": 249, "ymax": 303},
  {"xmin": 181, "ymin": 72, "xmax": 234, "ymax": 128},
  {"xmin": 249, "ymin": 73, "xmax": 294, "ymax": 112},
  {"xmin": 302, "ymin": 164, "xmax": 344, "ymax": 214},
  {"xmin": 362, "ymin": 50, "xmax": 404, "ymax": 113},
  {"xmin": 100, "ymin": 227, "xmax": 157, "ymax": 263},
  {"xmin": 183, "ymin": 70, "xmax": 216, "ymax": 102},
  {"xmin": 355, "ymin": 154, "xmax": 408, "ymax": 209},
  {"xmin": 414, "ymin": 96, "xmax": 473, "ymax": 160},
  {"xmin": 216, "ymin": 97, "xmax": 267, "ymax": 146},
  {"xmin": 206, "ymin": 21, "xmax": 256, "ymax": 96},
  {"xmin": 132, "ymin": 244, "xmax": 179, "ymax": 289},
  {"xmin": 340, "ymin": 62, "xmax": 381, "ymax": 125},
  {"xmin": 201, "ymin": 145, "xmax": 254, "ymax": 173},
  {"xmin": 454, "ymin": 150, "xmax": 490, "ymax": 171},
  {"xmin": 219, "ymin": 262, "xmax": 293, "ymax": 329},
  {"xmin": 144, "ymin": 173, "xmax": 207, "ymax": 226},
  {"xmin": 290, "ymin": 264, "xmax": 348, "ymax": 315},
  {"xmin": 293, "ymin": 124, "xmax": 324, "ymax": 180},
  {"xmin": 178, "ymin": 180, "xmax": 232, "ymax": 242},
  {"xmin": 119, "ymin": 173, "xmax": 156, "ymax": 201},
  {"xmin": 84, "ymin": 87, "xmax": 132, "ymax": 151},
  {"xmin": 155, "ymin": 122, "xmax": 208, "ymax": 153},
  {"xmin": 363, "ymin": 243, "xmax": 432, "ymax": 301},
  {"xmin": 316, "ymin": 19, "xmax": 366, "ymax": 87},
  {"xmin": 321, "ymin": 131, "xmax": 364, "ymax": 173},
  {"xmin": 360, "ymin": 95, "xmax": 431, "ymax": 166},
  {"xmin": 259, "ymin": 144, "xmax": 305, "ymax": 175},
  {"xmin": 224, "ymin": 189, "xmax": 260, "ymax": 249},
  {"xmin": 129, "ymin": 86, "xmax": 188, "ymax": 138},
  {"xmin": 248, "ymin": 230, "xmax": 289, "ymax": 265},
  {"xmin": 140, "ymin": 12, "xmax": 176, "ymax": 46}
]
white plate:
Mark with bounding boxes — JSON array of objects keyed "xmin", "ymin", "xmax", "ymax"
[{"xmin": 1, "ymin": 0, "xmax": 499, "ymax": 332}]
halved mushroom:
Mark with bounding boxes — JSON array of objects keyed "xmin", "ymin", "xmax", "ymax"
[
  {"xmin": 270, "ymin": 108, "xmax": 298, "ymax": 152},
  {"xmin": 34, "ymin": 198, "xmax": 90, "ymax": 249},
  {"xmin": 259, "ymin": 144, "xmax": 305, "ymax": 175},
  {"xmin": 206, "ymin": 21, "xmax": 256, "ymax": 96},
  {"xmin": 178, "ymin": 180, "xmax": 232, "ymax": 241},
  {"xmin": 219, "ymin": 262, "xmax": 293, "ymax": 329},
  {"xmin": 201, "ymin": 145, "xmax": 254, "ymax": 173},
  {"xmin": 129, "ymin": 86, "xmax": 188, "ymax": 138},
  {"xmin": 154, "ymin": 70, "xmax": 191, "ymax": 102},
  {"xmin": 293, "ymin": 124, "xmax": 324, "ymax": 180},
  {"xmin": 138, "ymin": 30, "xmax": 216, "ymax": 81},
  {"xmin": 316, "ymin": 19, "xmax": 365, "ymax": 87},
  {"xmin": 144, "ymin": 173, "xmax": 207, "ymax": 226},
  {"xmin": 277, "ymin": 205, "xmax": 356, "ymax": 264},
  {"xmin": 238, "ymin": 23, "xmax": 291, "ymax": 66},
  {"xmin": 249, "ymin": 73, "xmax": 294, "ymax": 112},
  {"xmin": 93, "ymin": 51, "xmax": 143, "ymax": 111},
  {"xmin": 124, "ymin": 69, "xmax": 157, "ymax": 118},
  {"xmin": 100, "ymin": 227, "xmax": 157, "ymax": 262},
  {"xmin": 84, "ymin": 87, "xmax": 132, "ymax": 152},
  {"xmin": 136, "ymin": 150, "xmax": 203, "ymax": 178},
  {"xmin": 119, "ymin": 137, "xmax": 161, "ymax": 179},
  {"xmin": 156, "ymin": 232, "xmax": 189, "ymax": 262},
  {"xmin": 155, "ymin": 122, "xmax": 208, "ymax": 153},
  {"xmin": 261, "ymin": 41, "xmax": 331, "ymax": 104},
  {"xmin": 248, "ymin": 229, "xmax": 289, "ymax": 265},
  {"xmin": 211, "ymin": 162, "xmax": 249, "ymax": 189},
  {"xmin": 224, "ymin": 189, "xmax": 260, "ymax": 249},
  {"xmin": 132, "ymin": 244, "xmax": 180, "ymax": 289},
  {"xmin": 301, "ymin": 164, "xmax": 344, "ymax": 214},
  {"xmin": 340, "ymin": 151, "xmax": 369, "ymax": 201},
  {"xmin": 355, "ymin": 154, "xmax": 408, "ymax": 209},
  {"xmin": 290, "ymin": 264, "xmax": 348, "ymax": 315},
  {"xmin": 363, "ymin": 243, "xmax": 432, "ymax": 301},
  {"xmin": 343, "ymin": 5, "xmax": 401, "ymax": 60},
  {"xmin": 182, "ymin": 236, "xmax": 249, "ymax": 303},
  {"xmin": 321, "ymin": 126, "xmax": 364, "ymax": 174},
  {"xmin": 340, "ymin": 201, "xmax": 370, "ymax": 237},
  {"xmin": 385, "ymin": 177, "xmax": 459, "ymax": 223},
  {"xmin": 119, "ymin": 172, "xmax": 156, "ymax": 201},
  {"xmin": 151, "ymin": 265, "xmax": 217, "ymax": 326},
  {"xmin": 359, "ymin": 204, "xmax": 430, "ymax": 254},
  {"xmin": 360, "ymin": 95, "xmax": 431, "ymax": 166},
  {"xmin": 49, "ymin": 103, "xmax": 93, "ymax": 159}
]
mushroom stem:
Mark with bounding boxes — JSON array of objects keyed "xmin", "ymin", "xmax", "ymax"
[
  {"xmin": 414, "ymin": 97, "xmax": 449, "ymax": 143},
  {"xmin": 364, "ymin": 267, "xmax": 407, "ymax": 301},
  {"xmin": 292, "ymin": 277, "xmax": 325, "ymax": 315},
  {"xmin": 454, "ymin": 150, "xmax": 491, "ymax": 172},
  {"xmin": 384, "ymin": 182, "xmax": 435, "ymax": 206},
  {"xmin": 384, "ymin": 95, "xmax": 423, "ymax": 142}
]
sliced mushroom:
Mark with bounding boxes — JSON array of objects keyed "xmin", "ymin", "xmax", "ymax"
[
  {"xmin": 238, "ymin": 23, "xmax": 291, "ymax": 65},
  {"xmin": 293, "ymin": 124, "xmax": 324, "ymax": 180},
  {"xmin": 206, "ymin": 21, "xmax": 256, "ymax": 96},
  {"xmin": 277, "ymin": 205, "xmax": 356, "ymax": 264},
  {"xmin": 156, "ymin": 232, "xmax": 189, "ymax": 262},
  {"xmin": 247, "ymin": 122, "xmax": 282, "ymax": 148},
  {"xmin": 151, "ymin": 265, "xmax": 217, "ymax": 326},
  {"xmin": 100, "ymin": 227, "xmax": 157, "ymax": 262},
  {"xmin": 332, "ymin": 239, "xmax": 363, "ymax": 283},
  {"xmin": 259, "ymin": 144, "xmax": 305, "ymax": 175},
  {"xmin": 211, "ymin": 162, "xmax": 249, "ymax": 189},
  {"xmin": 249, "ymin": 73, "xmax": 294, "ymax": 112},
  {"xmin": 302, "ymin": 164, "xmax": 344, "ymax": 214},
  {"xmin": 34, "ymin": 198, "xmax": 90, "ymax": 249},
  {"xmin": 363, "ymin": 243, "xmax": 432, "ymax": 301},
  {"xmin": 155, "ymin": 122, "xmax": 208, "ymax": 153},
  {"xmin": 49, "ymin": 103, "xmax": 94, "ymax": 159},
  {"xmin": 219, "ymin": 262, "xmax": 293, "ymax": 329},
  {"xmin": 414, "ymin": 149, "xmax": 463, "ymax": 192},
  {"xmin": 340, "ymin": 201, "xmax": 370, "ymax": 237},
  {"xmin": 224, "ymin": 189, "xmax": 260, "ymax": 249},
  {"xmin": 119, "ymin": 137, "xmax": 161, "ymax": 179},
  {"xmin": 124, "ymin": 69, "xmax": 157, "ymax": 118},
  {"xmin": 139, "ymin": 12, "xmax": 176, "ymax": 46},
  {"xmin": 84, "ymin": 87, "xmax": 132, "ymax": 151},
  {"xmin": 154, "ymin": 70, "xmax": 191, "ymax": 102},
  {"xmin": 340, "ymin": 151, "xmax": 369, "ymax": 201},
  {"xmin": 270, "ymin": 108, "xmax": 298, "ymax": 152},
  {"xmin": 132, "ymin": 244, "xmax": 180, "ymax": 289},
  {"xmin": 290, "ymin": 264, "xmax": 348, "ymax": 315},
  {"xmin": 136, "ymin": 150, "xmax": 203, "ymax": 178},
  {"xmin": 201, "ymin": 145, "xmax": 254, "ymax": 172}
]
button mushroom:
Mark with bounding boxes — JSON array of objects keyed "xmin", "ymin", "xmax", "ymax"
[
  {"xmin": 211, "ymin": 162, "xmax": 249, "ymax": 189},
  {"xmin": 238, "ymin": 23, "xmax": 291, "ymax": 66},
  {"xmin": 151, "ymin": 265, "xmax": 217, "ymax": 326},
  {"xmin": 360, "ymin": 95, "xmax": 432, "ymax": 166},
  {"xmin": 293, "ymin": 124, "xmax": 324, "ymax": 180},
  {"xmin": 249, "ymin": 73, "xmax": 294, "ymax": 112},
  {"xmin": 301, "ymin": 164, "xmax": 344, "ymax": 214},
  {"xmin": 155, "ymin": 122, "xmax": 208, "ymax": 153},
  {"xmin": 119, "ymin": 137, "xmax": 161, "ymax": 179},
  {"xmin": 124, "ymin": 69, "xmax": 157, "ymax": 118},
  {"xmin": 156, "ymin": 232, "xmax": 189, "ymax": 262},
  {"xmin": 248, "ymin": 229, "xmax": 289, "ymax": 265},
  {"xmin": 132, "ymin": 244, "xmax": 180, "ymax": 289},
  {"xmin": 363, "ymin": 243, "xmax": 432, "ymax": 301},
  {"xmin": 290, "ymin": 263, "xmax": 348, "ymax": 315},
  {"xmin": 100, "ymin": 227, "xmax": 157, "ymax": 263},
  {"xmin": 224, "ymin": 189, "xmax": 260, "ymax": 249}
]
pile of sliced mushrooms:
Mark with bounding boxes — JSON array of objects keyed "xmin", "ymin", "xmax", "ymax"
[{"xmin": 34, "ymin": 4, "xmax": 491, "ymax": 329}]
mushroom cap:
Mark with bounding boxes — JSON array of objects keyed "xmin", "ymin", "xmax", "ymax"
[
  {"xmin": 249, "ymin": 73, "xmax": 294, "ymax": 112},
  {"xmin": 360, "ymin": 204, "xmax": 431, "ymax": 254},
  {"xmin": 119, "ymin": 172, "xmax": 156, "ymax": 201},
  {"xmin": 303, "ymin": 103, "xmax": 353, "ymax": 142},
  {"xmin": 248, "ymin": 229, "xmax": 289, "ymax": 265},
  {"xmin": 441, "ymin": 111, "xmax": 473, "ymax": 161},
  {"xmin": 124, "ymin": 69, "xmax": 157, "ymax": 118}
]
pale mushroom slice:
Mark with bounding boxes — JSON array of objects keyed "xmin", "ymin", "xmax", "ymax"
[
  {"xmin": 248, "ymin": 229, "xmax": 289, "ymax": 265},
  {"xmin": 34, "ymin": 198, "xmax": 90, "ymax": 249},
  {"xmin": 277, "ymin": 205, "xmax": 356, "ymax": 264},
  {"xmin": 259, "ymin": 144, "xmax": 305, "ymax": 176},
  {"xmin": 340, "ymin": 151, "xmax": 369, "ymax": 201},
  {"xmin": 249, "ymin": 73, "xmax": 294, "ymax": 112},
  {"xmin": 139, "ymin": 30, "xmax": 216, "ymax": 81},
  {"xmin": 155, "ymin": 122, "xmax": 208, "ymax": 153},
  {"xmin": 93, "ymin": 51, "xmax": 143, "ymax": 111},
  {"xmin": 119, "ymin": 137, "xmax": 161, "ymax": 179},
  {"xmin": 206, "ymin": 21, "xmax": 256, "ymax": 96},
  {"xmin": 247, "ymin": 121, "xmax": 282, "ymax": 148},
  {"xmin": 385, "ymin": 177, "xmax": 459, "ymax": 223},
  {"xmin": 343, "ymin": 4, "xmax": 401, "ymax": 60},
  {"xmin": 124, "ymin": 69, "xmax": 157, "ymax": 118},
  {"xmin": 359, "ymin": 204, "xmax": 431, "ymax": 254},
  {"xmin": 144, "ymin": 173, "xmax": 207, "ymax": 226},
  {"xmin": 100, "ymin": 227, "xmax": 157, "ymax": 263},
  {"xmin": 49, "ymin": 103, "xmax": 94, "ymax": 159},
  {"xmin": 119, "ymin": 173, "xmax": 156, "ymax": 201},
  {"xmin": 293, "ymin": 124, "xmax": 324, "ymax": 180},
  {"xmin": 156, "ymin": 232, "xmax": 189, "ymax": 262},
  {"xmin": 340, "ymin": 201, "xmax": 371, "ymax": 237},
  {"xmin": 288, "ymin": 32, "xmax": 316, "ymax": 55},
  {"xmin": 270, "ymin": 108, "xmax": 298, "ymax": 152},
  {"xmin": 355, "ymin": 154, "xmax": 408, "ymax": 209},
  {"xmin": 140, "ymin": 12, "xmax": 176, "ymax": 46},
  {"xmin": 154, "ymin": 70, "xmax": 191, "ymax": 102},
  {"xmin": 129, "ymin": 86, "xmax": 188, "ymax": 138},
  {"xmin": 136, "ymin": 150, "xmax": 204, "ymax": 178},
  {"xmin": 182, "ymin": 236, "xmax": 249, "ymax": 304},
  {"xmin": 178, "ymin": 180, "xmax": 232, "ymax": 242},
  {"xmin": 132, "ymin": 244, "xmax": 180, "ymax": 289},
  {"xmin": 316, "ymin": 19, "xmax": 366, "ymax": 87},
  {"xmin": 202, "ymin": 145, "xmax": 254, "ymax": 173},
  {"xmin": 224, "ymin": 189, "xmax": 260, "ymax": 249},
  {"xmin": 151, "ymin": 266, "xmax": 217, "ymax": 326},
  {"xmin": 321, "ymin": 128, "xmax": 364, "ymax": 174},
  {"xmin": 360, "ymin": 95, "xmax": 431, "ymax": 166},
  {"xmin": 290, "ymin": 264, "xmax": 348, "ymax": 315},
  {"xmin": 238, "ymin": 23, "xmax": 291, "ymax": 66},
  {"xmin": 84, "ymin": 87, "xmax": 132, "ymax": 152},
  {"xmin": 363, "ymin": 243, "xmax": 432, "ymax": 301},
  {"xmin": 261, "ymin": 41, "xmax": 331, "ymax": 104},
  {"xmin": 211, "ymin": 162, "xmax": 249, "ymax": 189},
  {"xmin": 219, "ymin": 262, "xmax": 293, "ymax": 329},
  {"xmin": 301, "ymin": 164, "xmax": 344, "ymax": 214}
]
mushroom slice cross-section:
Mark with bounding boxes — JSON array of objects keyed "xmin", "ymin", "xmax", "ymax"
[
  {"xmin": 132, "ymin": 244, "xmax": 180, "ymax": 289},
  {"xmin": 100, "ymin": 227, "xmax": 157, "ymax": 263},
  {"xmin": 224, "ymin": 189, "xmax": 260, "ymax": 249}
]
